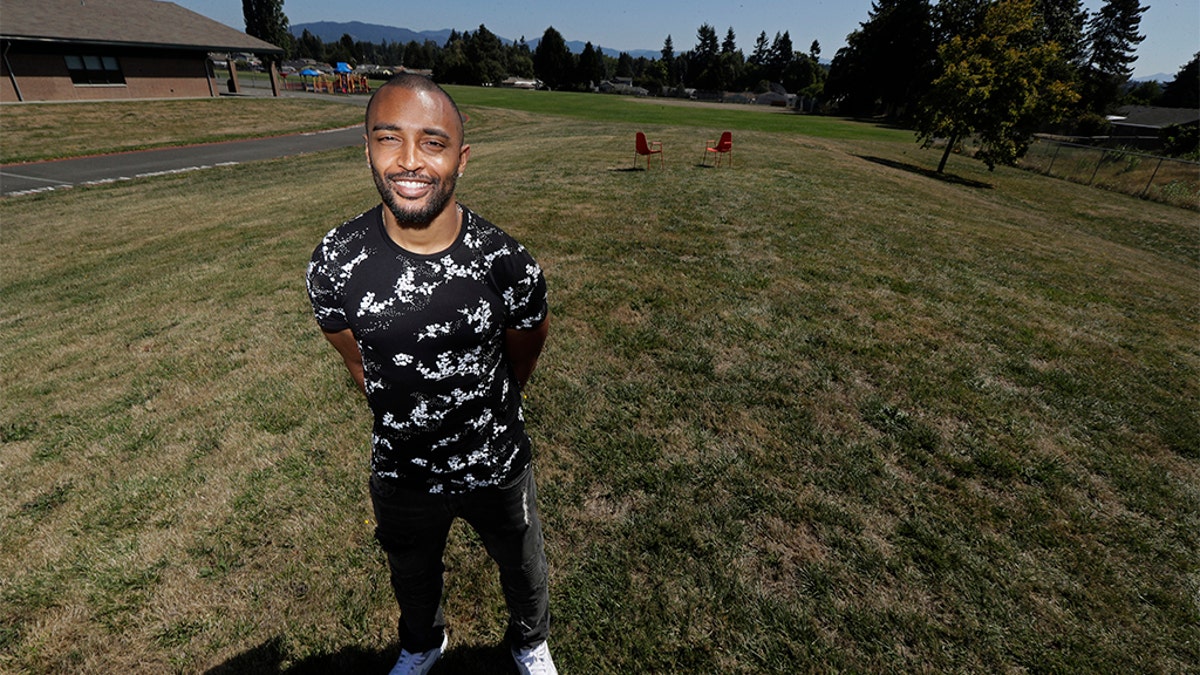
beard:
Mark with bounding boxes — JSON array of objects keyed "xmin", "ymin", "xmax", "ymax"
[{"xmin": 371, "ymin": 163, "xmax": 459, "ymax": 228}]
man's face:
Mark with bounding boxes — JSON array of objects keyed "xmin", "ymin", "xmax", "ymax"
[{"xmin": 365, "ymin": 85, "xmax": 470, "ymax": 228}]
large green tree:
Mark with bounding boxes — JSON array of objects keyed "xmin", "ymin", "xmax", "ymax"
[
  {"xmin": 690, "ymin": 24, "xmax": 722, "ymax": 91},
  {"xmin": 1036, "ymin": 0, "xmax": 1088, "ymax": 64},
  {"xmin": 916, "ymin": 0, "xmax": 1079, "ymax": 173},
  {"xmin": 1160, "ymin": 52, "xmax": 1200, "ymax": 108},
  {"xmin": 464, "ymin": 25, "xmax": 506, "ymax": 85},
  {"xmin": 506, "ymin": 38, "xmax": 536, "ymax": 79},
  {"xmin": 826, "ymin": 0, "xmax": 936, "ymax": 118},
  {"xmin": 1082, "ymin": 0, "xmax": 1147, "ymax": 112},
  {"xmin": 533, "ymin": 27, "xmax": 574, "ymax": 90},
  {"xmin": 242, "ymin": 0, "xmax": 290, "ymax": 60},
  {"xmin": 576, "ymin": 42, "xmax": 606, "ymax": 89}
]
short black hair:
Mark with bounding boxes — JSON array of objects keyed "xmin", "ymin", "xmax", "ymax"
[{"xmin": 364, "ymin": 73, "xmax": 465, "ymax": 140}]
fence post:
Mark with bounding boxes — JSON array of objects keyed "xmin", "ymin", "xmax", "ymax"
[
  {"xmin": 1046, "ymin": 142, "xmax": 1061, "ymax": 176},
  {"xmin": 1141, "ymin": 157, "xmax": 1164, "ymax": 198},
  {"xmin": 1088, "ymin": 149, "xmax": 1106, "ymax": 185}
]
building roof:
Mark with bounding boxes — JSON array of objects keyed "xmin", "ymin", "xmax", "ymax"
[
  {"xmin": 0, "ymin": 0, "xmax": 283, "ymax": 54},
  {"xmin": 1111, "ymin": 105, "xmax": 1200, "ymax": 130}
]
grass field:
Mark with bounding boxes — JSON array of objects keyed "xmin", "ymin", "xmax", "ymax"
[
  {"xmin": 0, "ymin": 98, "xmax": 364, "ymax": 164},
  {"xmin": 1, "ymin": 91, "xmax": 1198, "ymax": 674}
]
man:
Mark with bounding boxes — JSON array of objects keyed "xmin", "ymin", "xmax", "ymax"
[{"xmin": 306, "ymin": 74, "xmax": 556, "ymax": 675}]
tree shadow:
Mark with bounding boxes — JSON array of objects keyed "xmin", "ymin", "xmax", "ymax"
[
  {"xmin": 204, "ymin": 636, "xmax": 517, "ymax": 674},
  {"xmin": 856, "ymin": 155, "xmax": 994, "ymax": 189}
]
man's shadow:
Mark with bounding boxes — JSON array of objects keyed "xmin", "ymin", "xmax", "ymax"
[{"xmin": 204, "ymin": 637, "xmax": 516, "ymax": 674}]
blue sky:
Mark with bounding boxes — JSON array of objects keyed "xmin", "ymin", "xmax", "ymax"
[{"xmin": 176, "ymin": 0, "xmax": 1197, "ymax": 79}]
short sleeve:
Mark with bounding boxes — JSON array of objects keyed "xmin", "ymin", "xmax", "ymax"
[
  {"xmin": 306, "ymin": 236, "xmax": 350, "ymax": 333},
  {"xmin": 502, "ymin": 252, "xmax": 548, "ymax": 331}
]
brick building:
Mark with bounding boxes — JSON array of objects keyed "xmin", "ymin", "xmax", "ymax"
[{"xmin": 1, "ymin": 0, "xmax": 282, "ymax": 102}]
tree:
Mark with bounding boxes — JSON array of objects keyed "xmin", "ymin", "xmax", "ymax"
[
  {"xmin": 826, "ymin": 0, "xmax": 936, "ymax": 118},
  {"xmin": 506, "ymin": 38, "xmax": 535, "ymax": 79},
  {"xmin": 931, "ymin": 0, "xmax": 990, "ymax": 44},
  {"xmin": 722, "ymin": 28, "xmax": 738, "ymax": 55},
  {"xmin": 533, "ymin": 27, "xmax": 574, "ymax": 90},
  {"xmin": 916, "ymin": 0, "xmax": 1079, "ymax": 173},
  {"xmin": 1160, "ymin": 52, "xmax": 1200, "ymax": 108},
  {"xmin": 661, "ymin": 35, "xmax": 678, "ymax": 85},
  {"xmin": 749, "ymin": 31, "xmax": 770, "ymax": 67},
  {"xmin": 766, "ymin": 31, "xmax": 794, "ymax": 83},
  {"xmin": 616, "ymin": 52, "xmax": 635, "ymax": 79},
  {"xmin": 242, "ymin": 0, "xmax": 290, "ymax": 61},
  {"xmin": 437, "ymin": 35, "xmax": 472, "ymax": 84},
  {"xmin": 1082, "ymin": 0, "xmax": 1147, "ymax": 112},
  {"xmin": 295, "ymin": 28, "xmax": 323, "ymax": 61},
  {"xmin": 1035, "ymin": 0, "xmax": 1088, "ymax": 65},
  {"xmin": 576, "ymin": 42, "xmax": 605, "ymax": 89},
  {"xmin": 690, "ymin": 24, "xmax": 722, "ymax": 91},
  {"xmin": 464, "ymin": 24, "xmax": 507, "ymax": 85}
]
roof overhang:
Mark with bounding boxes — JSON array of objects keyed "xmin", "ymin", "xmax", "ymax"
[{"xmin": 2, "ymin": 34, "xmax": 283, "ymax": 55}]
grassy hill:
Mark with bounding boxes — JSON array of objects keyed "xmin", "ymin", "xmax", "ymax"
[{"xmin": 1, "ymin": 93, "xmax": 1196, "ymax": 673}]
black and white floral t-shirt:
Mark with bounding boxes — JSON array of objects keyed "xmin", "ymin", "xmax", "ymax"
[{"xmin": 306, "ymin": 205, "xmax": 548, "ymax": 493}]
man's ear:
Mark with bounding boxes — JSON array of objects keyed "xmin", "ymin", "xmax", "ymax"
[{"xmin": 458, "ymin": 144, "xmax": 471, "ymax": 173}]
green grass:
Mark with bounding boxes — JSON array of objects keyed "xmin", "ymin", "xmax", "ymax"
[
  {"xmin": 447, "ymin": 85, "xmax": 910, "ymax": 141},
  {"xmin": 0, "ymin": 97, "xmax": 364, "ymax": 164},
  {"xmin": 1, "ymin": 93, "xmax": 1197, "ymax": 674}
]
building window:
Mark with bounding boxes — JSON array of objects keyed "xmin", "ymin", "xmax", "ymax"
[{"xmin": 65, "ymin": 55, "xmax": 125, "ymax": 85}]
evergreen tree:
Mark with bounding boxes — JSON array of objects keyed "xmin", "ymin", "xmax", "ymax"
[
  {"xmin": 695, "ymin": 24, "xmax": 720, "ymax": 59},
  {"xmin": 661, "ymin": 35, "xmax": 678, "ymax": 86},
  {"xmin": 576, "ymin": 42, "xmax": 606, "ymax": 89},
  {"xmin": 766, "ymin": 31, "xmax": 794, "ymax": 83},
  {"xmin": 749, "ymin": 31, "xmax": 770, "ymax": 67},
  {"xmin": 533, "ymin": 26, "xmax": 574, "ymax": 90},
  {"xmin": 691, "ymin": 24, "xmax": 722, "ymax": 91},
  {"xmin": 1160, "ymin": 52, "xmax": 1200, "ymax": 108},
  {"xmin": 1035, "ymin": 0, "xmax": 1088, "ymax": 64},
  {"xmin": 295, "ymin": 29, "xmax": 323, "ymax": 61},
  {"xmin": 242, "ymin": 0, "xmax": 290, "ymax": 60},
  {"xmin": 616, "ymin": 52, "xmax": 635, "ymax": 79},
  {"xmin": 1082, "ymin": 0, "xmax": 1147, "ymax": 112},
  {"xmin": 506, "ymin": 38, "xmax": 535, "ymax": 79},
  {"xmin": 722, "ymin": 28, "xmax": 738, "ymax": 55},
  {"xmin": 931, "ymin": 0, "xmax": 990, "ymax": 44},
  {"xmin": 464, "ymin": 24, "xmax": 507, "ymax": 84},
  {"xmin": 826, "ymin": 0, "xmax": 936, "ymax": 118},
  {"xmin": 437, "ymin": 36, "xmax": 472, "ymax": 84}
]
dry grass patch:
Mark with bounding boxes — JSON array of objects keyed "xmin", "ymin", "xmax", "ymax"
[
  {"xmin": 2, "ymin": 105, "xmax": 1197, "ymax": 674},
  {"xmin": 0, "ymin": 97, "xmax": 364, "ymax": 164}
]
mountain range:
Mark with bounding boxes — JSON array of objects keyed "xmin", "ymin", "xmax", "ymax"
[{"xmin": 291, "ymin": 21, "xmax": 661, "ymax": 60}]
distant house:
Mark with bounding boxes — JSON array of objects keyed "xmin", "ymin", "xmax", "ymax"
[
  {"xmin": 501, "ymin": 76, "xmax": 541, "ymax": 90},
  {"xmin": 1108, "ymin": 105, "xmax": 1200, "ymax": 136},
  {"xmin": 598, "ymin": 80, "xmax": 647, "ymax": 96},
  {"xmin": 1, "ymin": 0, "xmax": 283, "ymax": 102}
]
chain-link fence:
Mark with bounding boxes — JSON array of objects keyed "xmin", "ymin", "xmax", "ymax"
[{"xmin": 1020, "ymin": 138, "xmax": 1199, "ymax": 211}]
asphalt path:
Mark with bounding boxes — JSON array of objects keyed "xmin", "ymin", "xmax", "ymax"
[{"xmin": 0, "ymin": 125, "xmax": 364, "ymax": 197}]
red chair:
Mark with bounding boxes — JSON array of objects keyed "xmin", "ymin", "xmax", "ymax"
[
  {"xmin": 634, "ymin": 132, "xmax": 664, "ymax": 169},
  {"xmin": 701, "ymin": 131, "xmax": 733, "ymax": 167}
]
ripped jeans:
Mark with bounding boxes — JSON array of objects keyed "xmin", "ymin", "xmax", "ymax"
[{"xmin": 369, "ymin": 464, "xmax": 550, "ymax": 653}]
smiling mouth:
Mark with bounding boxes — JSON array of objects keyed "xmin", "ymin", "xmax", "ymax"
[{"xmin": 389, "ymin": 175, "xmax": 434, "ymax": 198}]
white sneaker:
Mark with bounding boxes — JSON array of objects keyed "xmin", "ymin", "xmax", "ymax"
[
  {"xmin": 388, "ymin": 633, "xmax": 447, "ymax": 675},
  {"xmin": 512, "ymin": 641, "xmax": 558, "ymax": 675}
]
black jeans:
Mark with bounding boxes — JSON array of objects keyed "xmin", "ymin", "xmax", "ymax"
[{"xmin": 369, "ymin": 464, "xmax": 550, "ymax": 653}]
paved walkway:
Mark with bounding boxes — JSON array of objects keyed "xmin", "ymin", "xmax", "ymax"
[
  {"xmin": 0, "ymin": 91, "xmax": 367, "ymax": 197},
  {"xmin": 0, "ymin": 126, "xmax": 363, "ymax": 197}
]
